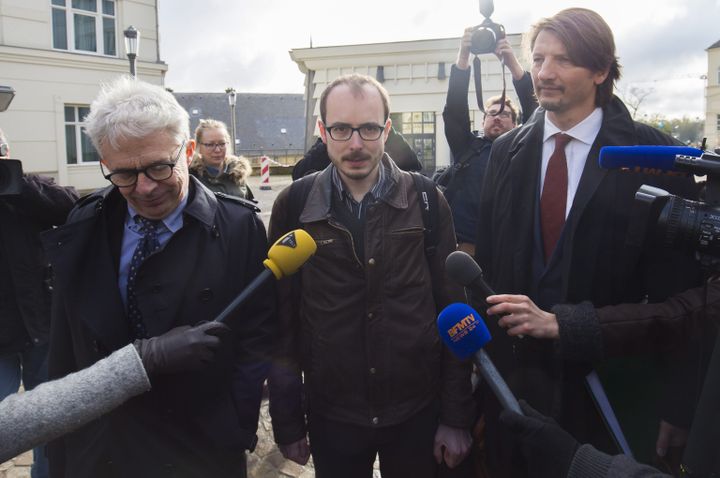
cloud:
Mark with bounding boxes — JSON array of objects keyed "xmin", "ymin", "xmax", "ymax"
[{"xmin": 158, "ymin": 0, "xmax": 720, "ymax": 118}]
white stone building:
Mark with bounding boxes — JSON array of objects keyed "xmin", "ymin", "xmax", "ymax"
[
  {"xmin": 706, "ymin": 40, "xmax": 720, "ymax": 151},
  {"xmin": 290, "ymin": 34, "xmax": 528, "ymax": 172},
  {"xmin": 0, "ymin": 0, "xmax": 166, "ymax": 192}
]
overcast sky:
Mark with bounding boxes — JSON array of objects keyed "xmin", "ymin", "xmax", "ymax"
[{"xmin": 157, "ymin": 0, "xmax": 719, "ymax": 119}]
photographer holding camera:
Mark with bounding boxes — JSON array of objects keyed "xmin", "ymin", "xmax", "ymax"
[
  {"xmin": 441, "ymin": 25, "xmax": 537, "ymax": 256},
  {"xmin": 0, "ymin": 127, "xmax": 78, "ymax": 477}
]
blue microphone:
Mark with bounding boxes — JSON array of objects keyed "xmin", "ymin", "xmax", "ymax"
[
  {"xmin": 599, "ymin": 145, "xmax": 703, "ymax": 171},
  {"xmin": 437, "ymin": 303, "xmax": 522, "ymax": 414}
]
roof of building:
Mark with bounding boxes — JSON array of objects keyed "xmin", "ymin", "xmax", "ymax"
[
  {"xmin": 708, "ymin": 39, "xmax": 720, "ymax": 50},
  {"xmin": 174, "ymin": 92, "xmax": 305, "ymax": 154}
]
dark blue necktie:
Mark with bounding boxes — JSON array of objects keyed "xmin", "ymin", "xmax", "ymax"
[{"xmin": 126, "ymin": 216, "xmax": 162, "ymax": 339}]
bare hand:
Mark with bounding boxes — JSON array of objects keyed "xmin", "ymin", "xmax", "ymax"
[
  {"xmin": 279, "ymin": 436, "xmax": 311, "ymax": 465},
  {"xmin": 487, "ymin": 294, "xmax": 559, "ymax": 339},
  {"xmin": 433, "ymin": 424, "xmax": 472, "ymax": 468},
  {"xmin": 655, "ymin": 420, "xmax": 688, "ymax": 457},
  {"xmin": 493, "ymin": 38, "xmax": 525, "ymax": 81},
  {"xmin": 456, "ymin": 27, "xmax": 475, "ymax": 69}
]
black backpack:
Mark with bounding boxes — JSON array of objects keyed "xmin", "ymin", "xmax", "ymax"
[
  {"xmin": 286, "ymin": 171, "xmax": 439, "ymax": 259},
  {"xmin": 432, "ymin": 148, "xmax": 476, "ymax": 203}
]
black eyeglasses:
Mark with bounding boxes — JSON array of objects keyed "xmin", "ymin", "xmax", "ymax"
[
  {"xmin": 325, "ymin": 123, "xmax": 385, "ymax": 141},
  {"xmin": 485, "ymin": 111, "xmax": 513, "ymax": 120},
  {"xmin": 101, "ymin": 141, "xmax": 185, "ymax": 188},
  {"xmin": 200, "ymin": 142, "xmax": 227, "ymax": 150}
]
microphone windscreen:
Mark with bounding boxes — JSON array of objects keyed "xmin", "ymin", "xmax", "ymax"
[
  {"xmin": 445, "ymin": 250, "xmax": 482, "ymax": 286},
  {"xmin": 599, "ymin": 145, "xmax": 702, "ymax": 171},
  {"xmin": 264, "ymin": 229, "xmax": 317, "ymax": 279},
  {"xmin": 437, "ymin": 303, "xmax": 491, "ymax": 360}
]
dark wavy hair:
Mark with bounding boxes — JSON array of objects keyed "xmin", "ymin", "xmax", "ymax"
[{"xmin": 530, "ymin": 8, "xmax": 621, "ymax": 107}]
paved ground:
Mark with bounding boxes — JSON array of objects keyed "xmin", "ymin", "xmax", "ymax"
[{"xmin": 249, "ymin": 174, "xmax": 293, "ymax": 230}]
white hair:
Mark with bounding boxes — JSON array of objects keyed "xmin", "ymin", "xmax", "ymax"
[{"xmin": 83, "ymin": 76, "xmax": 189, "ymax": 152}]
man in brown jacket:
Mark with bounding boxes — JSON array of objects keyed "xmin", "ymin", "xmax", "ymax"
[{"xmin": 267, "ymin": 73, "xmax": 474, "ymax": 478}]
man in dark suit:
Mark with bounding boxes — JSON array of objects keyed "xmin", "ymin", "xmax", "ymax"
[
  {"xmin": 473, "ymin": 8, "xmax": 701, "ymax": 477},
  {"xmin": 44, "ymin": 77, "xmax": 275, "ymax": 478}
]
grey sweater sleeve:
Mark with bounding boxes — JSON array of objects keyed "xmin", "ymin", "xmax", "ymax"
[
  {"xmin": 0, "ymin": 344, "xmax": 151, "ymax": 462},
  {"xmin": 568, "ymin": 444, "xmax": 670, "ymax": 478}
]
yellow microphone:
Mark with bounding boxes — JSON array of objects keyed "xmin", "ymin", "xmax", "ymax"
[
  {"xmin": 263, "ymin": 229, "xmax": 317, "ymax": 279},
  {"xmin": 215, "ymin": 229, "xmax": 316, "ymax": 325}
]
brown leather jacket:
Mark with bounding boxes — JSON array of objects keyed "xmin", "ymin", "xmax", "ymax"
[{"xmin": 267, "ymin": 157, "xmax": 474, "ymax": 445}]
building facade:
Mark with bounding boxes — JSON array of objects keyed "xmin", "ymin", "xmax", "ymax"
[
  {"xmin": 174, "ymin": 92, "xmax": 305, "ymax": 166},
  {"xmin": 706, "ymin": 40, "xmax": 720, "ymax": 151},
  {"xmin": 0, "ymin": 0, "xmax": 166, "ymax": 192},
  {"xmin": 290, "ymin": 35, "xmax": 527, "ymax": 172}
]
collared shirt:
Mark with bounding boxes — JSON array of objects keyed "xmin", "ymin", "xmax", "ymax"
[
  {"xmin": 541, "ymin": 107, "xmax": 603, "ymax": 217},
  {"xmin": 330, "ymin": 155, "xmax": 393, "ymax": 220},
  {"xmin": 118, "ymin": 194, "xmax": 188, "ymax": 306}
]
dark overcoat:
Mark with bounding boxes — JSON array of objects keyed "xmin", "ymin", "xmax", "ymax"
[
  {"xmin": 43, "ymin": 178, "xmax": 276, "ymax": 478},
  {"xmin": 474, "ymin": 96, "xmax": 701, "ymax": 475}
]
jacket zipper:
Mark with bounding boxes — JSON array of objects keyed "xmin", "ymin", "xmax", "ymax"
[{"xmin": 327, "ymin": 218, "xmax": 363, "ymax": 268}]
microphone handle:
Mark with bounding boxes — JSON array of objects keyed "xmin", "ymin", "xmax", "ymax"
[
  {"xmin": 470, "ymin": 275, "xmax": 497, "ymax": 299},
  {"xmin": 474, "ymin": 348, "xmax": 522, "ymax": 415},
  {"xmin": 470, "ymin": 275, "xmax": 523, "ymax": 338},
  {"xmin": 214, "ymin": 268, "xmax": 274, "ymax": 325}
]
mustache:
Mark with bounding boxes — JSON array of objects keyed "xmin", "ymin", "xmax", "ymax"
[
  {"xmin": 537, "ymin": 83, "xmax": 564, "ymax": 92},
  {"xmin": 342, "ymin": 151, "xmax": 372, "ymax": 162}
]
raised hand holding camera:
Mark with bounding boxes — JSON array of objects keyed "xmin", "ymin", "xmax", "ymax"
[
  {"xmin": 468, "ymin": 0, "xmax": 507, "ymax": 115},
  {"xmin": 470, "ymin": 0, "xmax": 505, "ymax": 55}
]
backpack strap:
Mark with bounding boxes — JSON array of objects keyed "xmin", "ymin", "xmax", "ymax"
[
  {"xmin": 287, "ymin": 172, "xmax": 319, "ymax": 231},
  {"xmin": 410, "ymin": 172, "xmax": 439, "ymax": 259}
]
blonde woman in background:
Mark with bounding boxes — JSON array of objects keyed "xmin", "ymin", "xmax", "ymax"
[{"xmin": 191, "ymin": 119, "xmax": 254, "ymax": 200}]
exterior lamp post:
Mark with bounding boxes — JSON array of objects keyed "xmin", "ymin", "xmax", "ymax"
[
  {"xmin": 226, "ymin": 88, "xmax": 237, "ymax": 155},
  {"xmin": 0, "ymin": 86, "xmax": 16, "ymax": 112},
  {"xmin": 123, "ymin": 26, "xmax": 140, "ymax": 78}
]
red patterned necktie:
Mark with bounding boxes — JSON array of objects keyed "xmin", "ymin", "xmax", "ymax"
[{"xmin": 540, "ymin": 133, "xmax": 572, "ymax": 262}]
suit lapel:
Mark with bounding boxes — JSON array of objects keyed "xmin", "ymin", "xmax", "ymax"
[
  {"xmin": 559, "ymin": 100, "xmax": 639, "ymax": 297},
  {"xmin": 508, "ymin": 117, "xmax": 545, "ymax": 290}
]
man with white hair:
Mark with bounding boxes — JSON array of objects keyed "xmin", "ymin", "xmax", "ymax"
[{"xmin": 43, "ymin": 77, "xmax": 276, "ymax": 478}]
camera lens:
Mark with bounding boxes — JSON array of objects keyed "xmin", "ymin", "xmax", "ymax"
[
  {"xmin": 657, "ymin": 196, "xmax": 720, "ymax": 256},
  {"xmin": 470, "ymin": 28, "xmax": 497, "ymax": 55}
]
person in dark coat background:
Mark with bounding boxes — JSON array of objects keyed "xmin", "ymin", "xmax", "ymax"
[
  {"xmin": 43, "ymin": 77, "xmax": 276, "ymax": 478},
  {"xmin": 442, "ymin": 30, "xmax": 536, "ymax": 256},
  {"xmin": 0, "ymin": 127, "xmax": 78, "ymax": 478}
]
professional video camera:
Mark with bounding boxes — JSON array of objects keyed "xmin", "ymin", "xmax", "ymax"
[
  {"xmin": 600, "ymin": 144, "xmax": 720, "ymax": 271},
  {"xmin": 470, "ymin": 0, "xmax": 506, "ymax": 55},
  {"xmin": 0, "ymin": 85, "xmax": 24, "ymax": 196}
]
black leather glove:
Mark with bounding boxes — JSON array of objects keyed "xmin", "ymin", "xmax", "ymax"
[
  {"xmin": 134, "ymin": 321, "xmax": 232, "ymax": 376},
  {"xmin": 499, "ymin": 400, "xmax": 580, "ymax": 478}
]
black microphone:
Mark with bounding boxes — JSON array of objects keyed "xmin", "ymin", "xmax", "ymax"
[
  {"xmin": 215, "ymin": 229, "xmax": 316, "ymax": 326},
  {"xmin": 446, "ymin": 250, "xmax": 496, "ymax": 304},
  {"xmin": 437, "ymin": 302, "xmax": 522, "ymax": 414}
]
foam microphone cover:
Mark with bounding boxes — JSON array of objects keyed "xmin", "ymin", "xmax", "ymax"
[
  {"xmin": 445, "ymin": 251, "xmax": 483, "ymax": 286},
  {"xmin": 599, "ymin": 145, "xmax": 702, "ymax": 171},
  {"xmin": 263, "ymin": 229, "xmax": 317, "ymax": 279},
  {"xmin": 437, "ymin": 302, "xmax": 491, "ymax": 360}
]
